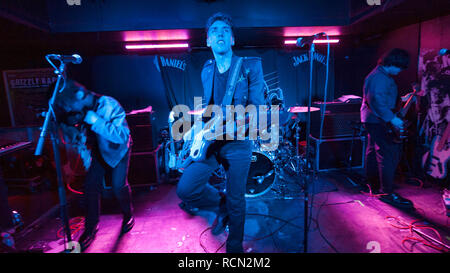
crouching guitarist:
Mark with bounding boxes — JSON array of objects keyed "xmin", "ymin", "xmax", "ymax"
[
  {"xmin": 175, "ymin": 12, "xmax": 265, "ymax": 253},
  {"xmin": 361, "ymin": 48, "xmax": 414, "ymax": 209}
]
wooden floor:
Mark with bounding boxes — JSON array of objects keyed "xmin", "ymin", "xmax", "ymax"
[{"xmin": 11, "ymin": 171, "xmax": 450, "ymax": 253}]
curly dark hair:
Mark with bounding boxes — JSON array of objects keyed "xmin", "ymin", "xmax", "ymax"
[
  {"xmin": 54, "ymin": 79, "xmax": 88, "ymax": 107},
  {"xmin": 378, "ymin": 48, "xmax": 410, "ymax": 69},
  {"xmin": 205, "ymin": 12, "xmax": 234, "ymax": 36}
]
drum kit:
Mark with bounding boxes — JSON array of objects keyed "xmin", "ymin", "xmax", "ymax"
[{"xmin": 161, "ymin": 103, "xmax": 320, "ymax": 198}]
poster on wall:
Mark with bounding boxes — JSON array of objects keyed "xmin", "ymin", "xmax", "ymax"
[
  {"xmin": 418, "ymin": 14, "xmax": 450, "ymax": 180},
  {"xmin": 2, "ymin": 68, "xmax": 57, "ymax": 127}
]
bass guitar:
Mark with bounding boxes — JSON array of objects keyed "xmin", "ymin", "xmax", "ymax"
[{"xmin": 387, "ymin": 83, "xmax": 420, "ymax": 143}]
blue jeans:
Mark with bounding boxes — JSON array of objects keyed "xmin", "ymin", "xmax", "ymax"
[
  {"xmin": 177, "ymin": 140, "xmax": 253, "ymax": 253},
  {"xmin": 84, "ymin": 148, "xmax": 133, "ymax": 230},
  {"xmin": 364, "ymin": 123, "xmax": 402, "ymax": 193}
]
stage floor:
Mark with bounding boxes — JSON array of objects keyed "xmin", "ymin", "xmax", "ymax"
[{"xmin": 11, "ymin": 171, "xmax": 450, "ymax": 253}]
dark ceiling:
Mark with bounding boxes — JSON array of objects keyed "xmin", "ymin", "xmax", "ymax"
[{"xmin": 0, "ymin": 0, "xmax": 449, "ymax": 52}]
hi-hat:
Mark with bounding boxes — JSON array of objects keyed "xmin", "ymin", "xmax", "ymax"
[{"xmin": 288, "ymin": 106, "xmax": 320, "ymax": 113}]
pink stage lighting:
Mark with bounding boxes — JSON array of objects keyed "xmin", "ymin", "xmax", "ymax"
[
  {"xmin": 125, "ymin": 43, "xmax": 189, "ymax": 50},
  {"xmin": 122, "ymin": 29, "xmax": 190, "ymax": 42},
  {"xmin": 284, "ymin": 39, "xmax": 340, "ymax": 45}
]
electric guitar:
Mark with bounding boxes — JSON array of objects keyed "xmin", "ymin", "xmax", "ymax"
[
  {"xmin": 177, "ymin": 109, "xmax": 255, "ymax": 171},
  {"xmin": 60, "ymin": 123, "xmax": 92, "ymax": 170},
  {"xmin": 387, "ymin": 83, "xmax": 420, "ymax": 143},
  {"xmin": 422, "ymin": 123, "xmax": 450, "ymax": 179}
]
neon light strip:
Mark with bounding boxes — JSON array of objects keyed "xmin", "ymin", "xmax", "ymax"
[
  {"xmin": 284, "ymin": 39, "xmax": 340, "ymax": 45},
  {"xmin": 125, "ymin": 43, "xmax": 189, "ymax": 49}
]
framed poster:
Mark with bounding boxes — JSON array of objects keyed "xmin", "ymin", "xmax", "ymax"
[{"xmin": 2, "ymin": 68, "xmax": 57, "ymax": 127}]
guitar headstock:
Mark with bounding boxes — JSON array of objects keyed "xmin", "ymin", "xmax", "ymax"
[{"xmin": 411, "ymin": 82, "xmax": 420, "ymax": 93}]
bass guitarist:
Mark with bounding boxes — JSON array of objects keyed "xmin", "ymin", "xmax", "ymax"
[
  {"xmin": 176, "ymin": 12, "xmax": 265, "ymax": 253},
  {"xmin": 361, "ymin": 48, "xmax": 414, "ymax": 209}
]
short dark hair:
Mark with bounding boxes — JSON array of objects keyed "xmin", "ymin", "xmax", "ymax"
[
  {"xmin": 205, "ymin": 12, "xmax": 234, "ymax": 36},
  {"xmin": 378, "ymin": 48, "xmax": 410, "ymax": 69}
]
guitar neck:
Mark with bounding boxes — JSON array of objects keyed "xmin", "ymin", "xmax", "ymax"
[{"xmin": 398, "ymin": 92, "xmax": 416, "ymax": 118}]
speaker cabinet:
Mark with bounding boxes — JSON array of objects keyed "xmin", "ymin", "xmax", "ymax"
[
  {"xmin": 309, "ymin": 135, "xmax": 366, "ymax": 172},
  {"xmin": 126, "ymin": 112, "xmax": 154, "ymax": 152},
  {"xmin": 311, "ymin": 101, "xmax": 362, "ymax": 139},
  {"xmin": 128, "ymin": 151, "xmax": 160, "ymax": 186},
  {"xmin": 311, "ymin": 112, "xmax": 362, "ymax": 138}
]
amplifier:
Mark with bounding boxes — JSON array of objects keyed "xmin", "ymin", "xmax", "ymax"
[
  {"xmin": 313, "ymin": 101, "xmax": 362, "ymax": 114},
  {"xmin": 127, "ymin": 151, "xmax": 161, "ymax": 186},
  {"xmin": 309, "ymin": 135, "xmax": 366, "ymax": 172},
  {"xmin": 311, "ymin": 112, "xmax": 362, "ymax": 138},
  {"xmin": 126, "ymin": 112, "xmax": 154, "ymax": 152},
  {"xmin": 311, "ymin": 101, "xmax": 362, "ymax": 138}
]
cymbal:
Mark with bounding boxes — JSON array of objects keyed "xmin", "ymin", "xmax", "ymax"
[{"xmin": 288, "ymin": 106, "xmax": 320, "ymax": 113}]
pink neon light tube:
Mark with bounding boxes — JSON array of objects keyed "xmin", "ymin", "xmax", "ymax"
[
  {"xmin": 125, "ymin": 43, "xmax": 189, "ymax": 50},
  {"xmin": 284, "ymin": 39, "xmax": 340, "ymax": 45}
]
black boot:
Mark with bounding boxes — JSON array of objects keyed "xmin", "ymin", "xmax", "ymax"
[
  {"xmin": 211, "ymin": 193, "xmax": 228, "ymax": 235},
  {"xmin": 178, "ymin": 202, "xmax": 199, "ymax": 216},
  {"xmin": 79, "ymin": 224, "xmax": 99, "ymax": 252},
  {"xmin": 379, "ymin": 192, "xmax": 414, "ymax": 209},
  {"xmin": 121, "ymin": 215, "xmax": 135, "ymax": 234}
]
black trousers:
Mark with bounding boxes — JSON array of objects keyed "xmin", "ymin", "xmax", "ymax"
[
  {"xmin": 84, "ymin": 149, "xmax": 133, "ymax": 230},
  {"xmin": 364, "ymin": 123, "xmax": 402, "ymax": 193},
  {"xmin": 0, "ymin": 168, "xmax": 13, "ymax": 231},
  {"xmin": 176, "ymin": 140, "xmax": 253, "ymax": 253}
]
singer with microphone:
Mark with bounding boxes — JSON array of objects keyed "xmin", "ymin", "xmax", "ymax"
[{"xmin": 53, "ymin": 79, "xmax": 134, "ymax": 252}]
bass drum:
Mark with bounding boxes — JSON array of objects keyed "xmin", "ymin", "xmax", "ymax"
[{"xmin": 246, "ymin": 151, "xmax": 276, "ymax": 198}]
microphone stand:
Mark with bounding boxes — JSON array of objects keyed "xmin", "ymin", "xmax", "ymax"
[
  {"xmin": 35, "ymin": 58, "xmax": 73, "ymax": 252},
  {"xmin": 301, "ymin": 41, "xmax": 316, "ymax": 253}
]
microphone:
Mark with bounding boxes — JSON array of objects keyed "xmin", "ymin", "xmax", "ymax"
[
  {"xmin": 439, "ymin": 48, "xmax": 449, "ymax": 56},
  {"xmin": 296, "ymin": 32, "xmax": 326, "ymax": 47},
  {"xmin": 47, "ymin": 54, "xmax": 83, "ymax": 64}
]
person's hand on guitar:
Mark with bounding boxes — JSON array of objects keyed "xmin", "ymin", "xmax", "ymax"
[
  {"xmin": 390, "ymin": 116, "xmax": 404, "ymax": 130},
  {"xmin": 401, "ymin": 92, "xmax": 415, "ymax": 102}
]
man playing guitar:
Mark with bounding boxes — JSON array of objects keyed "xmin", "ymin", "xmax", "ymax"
[
  {"xmin": 176, "ymin": 12, "xmax": 265, "ymax": 253},
  {"xmin": 361, "ymin": 48, "xmax": 414, "ymax": 209}
]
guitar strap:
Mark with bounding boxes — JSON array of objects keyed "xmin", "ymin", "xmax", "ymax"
[{"xmin": 221, "ymin": 57, "xmax": 243, "ymax": 106}]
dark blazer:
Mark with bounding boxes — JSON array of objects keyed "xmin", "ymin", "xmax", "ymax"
[{"xmin": 201, "ymin": 54, "xmax": 265, "ymax": 107}]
